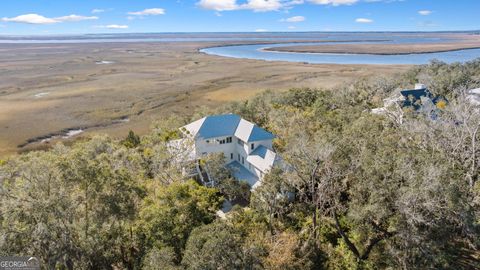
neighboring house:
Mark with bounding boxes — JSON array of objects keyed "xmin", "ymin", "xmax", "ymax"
[
  {"xmin": 467, "ymin": 88, "xmax": 480, "ymax": 105},
  {"xmin": 372, "ymin": 83, "xmax": 444, "ymax": 121},
  {"xmin": 177, "ymin": 113, "xmax": 280, "ymax": 188},
  {"xmin": 400, "ymin": 85, "xmax": 434, "ymax": 109}
]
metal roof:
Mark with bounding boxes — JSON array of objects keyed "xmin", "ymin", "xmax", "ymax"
[
  {"xmin": 246, "ymin": 145, "xmax": 277, "ymax": 172},
  {"xmin": 182, "ymin": 114, "xmax": 275, "ymax": 142}
]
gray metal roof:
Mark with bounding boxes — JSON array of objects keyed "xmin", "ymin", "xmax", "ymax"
[{"xmin": 183, "ymin": 114, "xmax": 275, "ymax": 142}]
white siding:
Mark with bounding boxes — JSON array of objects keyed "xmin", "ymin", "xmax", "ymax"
[
  {"xmin": 193, "ymin": 130, "xmax": 275, "ymax": 179},
  {"xmin": 252, "ymin": 139, "xmax": 273, "ymax": 150},
  {"xmin": 195, "ymin": 136, "xmax": 236, "ymax": 162}
]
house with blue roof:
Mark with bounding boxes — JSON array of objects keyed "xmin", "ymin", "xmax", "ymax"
[
  {"xmin": 372, "ymin": 83, "xmax": 446, "ymax": 121},
  {"xmin": 179, "ymin": 113, "xmax": 279, "ymax": 187}
]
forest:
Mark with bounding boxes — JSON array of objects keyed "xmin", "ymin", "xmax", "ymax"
[{"xmin": 1, "ymin": 59, "xmax": 480, "ymax": 269}]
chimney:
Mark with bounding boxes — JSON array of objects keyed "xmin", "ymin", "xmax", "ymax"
[{"xmin": 415, "ymin": 83, "xmax": 426, "ymax": 90}]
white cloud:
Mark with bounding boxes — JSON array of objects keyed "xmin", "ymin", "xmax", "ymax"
[
  {"xmin": 288, "ymin": 25, "xmax": 296, "ymax": 29},
  {"xmin": 255, "ymin": 28, "xmax": 268, "ymax": 32},
  {"xmin": 55, "ymin": 15, "xmax": 98, "ymax": 22},
  {"xmin": 245, "ymin": 0, "xmax": 283, "ymax": 12},
  {"xmin": 128, "ymin": 8, "xmax": 165, "ymax": 16},
  {"xmin": 197, "ymin": 0, "xmax": 300, "ymax": 12},
  {"xmin": 197, "ymin": 0, "xmax": 401, "ymax": 12},
  {"xmin": 94, "ymin": 24, "xmax": 129, "ymax": 29},
  {"xmin": 308, "ymin": 0, "xmax": 358, "ymax": 6},
  {"xmin": 198, "ymin": 0, "xmax": 238, "ymax": 11},
  {"xmin": 105, "ymin": 24, "xmax": 129, "ymax": 29},
  {"xmin": 2, "ymin": 13, "xmax": 98, "ymax": 24},
  {"xmin": 91, "ymin": 9, "xmax": 105, "ymax": 14},
  {"xmin": 282, "ymin": 15, "xmax": 305, "ymax": 22},
  {"xmin": 2, "ymin": 14, "xmax": 58, "ymax": 24},
  {"xmin": 355, "ymin": 18, "xmax": 373, "ymax": 23},
  {"xmin": 418, "ymin": 10, "xmax": 432, "ymax": 16}
]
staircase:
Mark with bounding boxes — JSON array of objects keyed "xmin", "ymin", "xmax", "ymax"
[{"xmin": 196, "ymin": 160, "xmax": 214, "ymax": 187}]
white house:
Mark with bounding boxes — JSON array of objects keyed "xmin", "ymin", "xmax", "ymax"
[
  {"xmin": 372, "ymin": 83, "xmax": 428, "ymax": 114},
  {"xmin": 178, "ymin": 113, "xmax": 280, "ymax": 188}
]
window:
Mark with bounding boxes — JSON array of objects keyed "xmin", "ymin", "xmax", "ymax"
[
  {"xmin": 230, "ymin": 153, "xmax": 233, "ymax": 159},
  {"xmin": 238, "ymin": 154, "xmax": 240, "ymax": 161},
  {"xmin": 251, "ymin": 143, "xmax": 255, "ymax": 150},
  {"xmin": 242, "ymin": 157, "xmax": 244, "ymax": 165},
  {"xmin": 218, "ymin": 139, "xmax": 226, "ymax": 144},
  {"xmin": 237, "ymin": 138, "xmax": 244, "ymax": 146},
  {"xmin": 206, "ymin": 140, "xmax": 210, "ymax": 143},
  {"xmin": 226, "ymin": 137, "xmax": 232, "ymax": 143}
]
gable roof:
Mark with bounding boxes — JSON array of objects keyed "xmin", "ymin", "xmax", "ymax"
[
  {"xmin": 182, "ymin": 114, "xmax": 275, "ymax": 142},
  {"xmin": 182, "ymin": 114, "xmax": 240, "ymax": 139},
  {"xmin": 235, "ymin": 119, "xmax": 276, "ymax": 142},
  {"xmin": 247, "ymin": 145, "xmax": 278, "ymax": 172}
]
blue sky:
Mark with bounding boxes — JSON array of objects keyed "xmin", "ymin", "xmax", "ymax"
[{"xmin": 0, "ymin": 0, "xmax": 479, "ymax": 35}]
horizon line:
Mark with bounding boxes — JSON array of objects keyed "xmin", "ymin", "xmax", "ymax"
[{"xmin": 0, "ymin": 30, "xmax": 479, "ymax": 37}]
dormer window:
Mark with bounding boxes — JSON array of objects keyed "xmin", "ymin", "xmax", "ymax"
[
  {"xmin": 226, "ymin": 137, "xmax": 232, "ymax": 143},
  {"xmin": 251, "ymin": 143, "xmax": 254, "ymax": 150}
]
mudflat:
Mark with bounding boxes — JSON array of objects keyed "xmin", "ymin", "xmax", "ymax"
[
  {"xmin": 0, "ymin": 41, "xmax": 409, "ymax": 156},
  {"xmin": 265, "ymin": 36, "xmax": 480, "ymax": 55}
]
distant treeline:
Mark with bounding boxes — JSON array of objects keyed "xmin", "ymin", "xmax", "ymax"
[{"xmin": 1, "ymin": 59, "xmax": 480, "ymax": 269}]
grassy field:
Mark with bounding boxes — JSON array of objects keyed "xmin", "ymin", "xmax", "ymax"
[
  {"xmin": 264, "ymin": 34, "xmax": 480, "ymax": 55},
  {"xmin": 0, "ymin": 41, "xmax": 409, "ymax": 156}
]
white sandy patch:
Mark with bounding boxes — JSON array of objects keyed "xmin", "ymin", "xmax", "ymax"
[
  {"xmin": 62, "ymin": 129, "xmax": 84, "ymax": 138},
  {"xmin": 95, "ymin": 60, "xmax": 115, "ymax": 65},
  {"xmin": 33, "ymin": 92, "xmax": 50, "ymax": 98}
]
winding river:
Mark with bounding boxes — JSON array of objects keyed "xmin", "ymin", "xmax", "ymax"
[
  {"xmin": 2, "ymin": 32, "xmax": 479, "ymax": 65},
  {"xmin": 200, "ymin": 41, "xmax": 480, "ymax": 65}
]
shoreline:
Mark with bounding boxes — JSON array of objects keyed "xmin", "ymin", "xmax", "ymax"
[{"xmin": 195, "ymin": 39, "xmax": 391, "ymax": 51}]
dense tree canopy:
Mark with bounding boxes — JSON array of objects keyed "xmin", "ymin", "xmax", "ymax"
[{"xmin": 1, "ymin": 60, "xmax": 480, "ymax": 269}]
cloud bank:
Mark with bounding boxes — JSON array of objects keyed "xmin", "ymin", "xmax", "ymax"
[
  {"xmin": 418, "ymin": 10, "xmax": 432, "ymax": 16},
  {"xmin": 95, "ymin": 24, "xmax": 129, "ymax": 29},
  {"xmin": 355, "ymin": 18, "xmax": 373, "ymax": 23},
  {"xmin": 127, "ymin": 8, "xmax": 165, "ymax": 16},
  {"xmin": 1, "ymin": 14, "xmax": 98, "ymax": 24},
  {"xmin": 198, "ymin": 0, "xmax": 365, "ymax": 12}
]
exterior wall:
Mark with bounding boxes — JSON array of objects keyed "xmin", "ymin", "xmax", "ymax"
[
  {"xmin": 194, "ymin": 135, "xmax": 274, "ymax": 179},
  {"xmin": 249, "ymin": 163, "xmax": 263, "ymax": 179},
  {"xmin": 235, "ymin": 139, "xmax": 273, "ymax": 158},
  {"xmin": 251, "ymin": 139, "xmax": 273, "ymax": 151},
  {"xmin": 242, "ymin": 140, "xmax": 272, "ymax": 156},
  {"xmin": 238, "ymin": 138, "xmax": 274, "ymax": 177},
  {"xmin": 235, "ymin": 137, "xmax": 248, "ymax": 166},
  {"xmin": 195, "ymin": 136, "xmax": 236, "ymax": 162}
]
